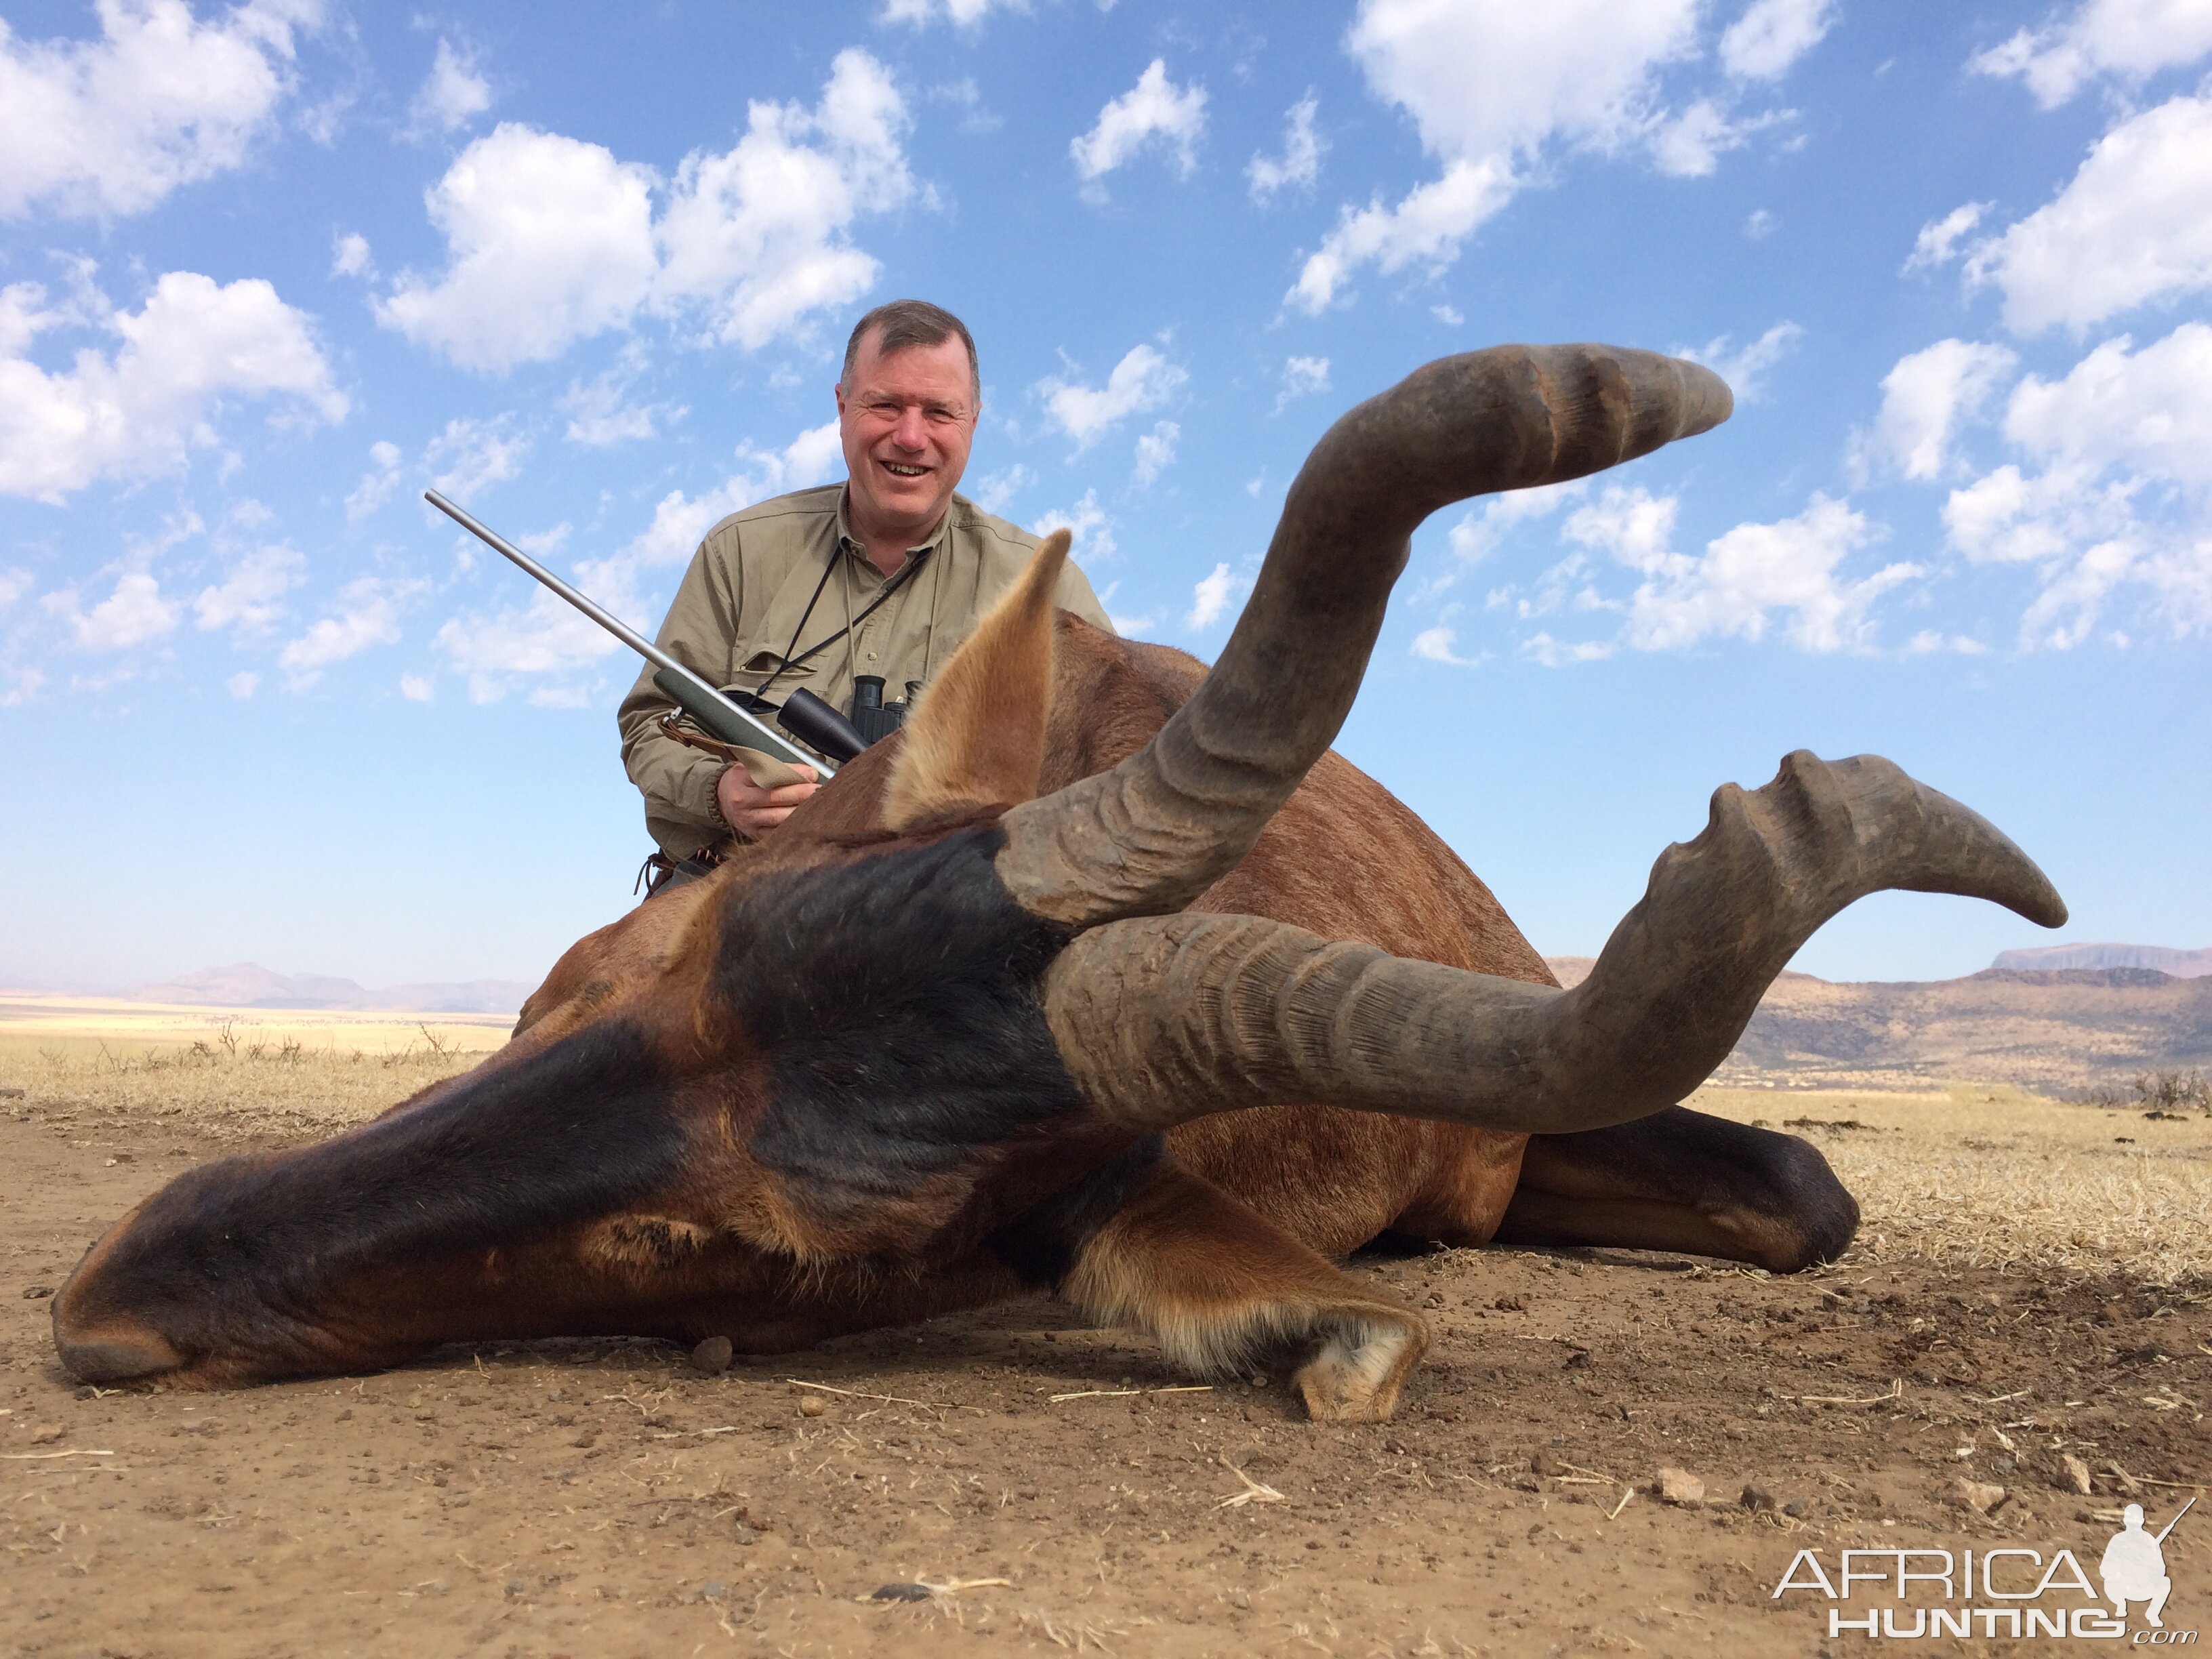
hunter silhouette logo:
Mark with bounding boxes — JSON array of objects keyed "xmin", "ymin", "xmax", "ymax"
[
  {"xmin": 1771, "ymin": 1498, "xmax": 2198, "ymax": 1641},
  {"xmin": 2104, "ymin": 1499, "xmax": 2191, "ymax": 1629}
]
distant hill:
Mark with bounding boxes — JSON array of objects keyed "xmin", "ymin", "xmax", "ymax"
[
  {"xmin": 1992, "ymin": 941, "xmax": 2212, "ymax": 978},
  {"xmin": 129, "ymin": 962, "xmax": 532, "ymax": 1016},
  {"xmin": 1542, "ymin": 956, "xmax": 2209, "ymax": 1091}
]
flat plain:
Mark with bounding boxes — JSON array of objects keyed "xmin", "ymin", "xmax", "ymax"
[{"xmin": 2, "ymin": 1015, "xmax": 2207, "ymax": 1657}]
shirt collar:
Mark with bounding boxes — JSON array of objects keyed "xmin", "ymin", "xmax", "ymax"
[{"xmin": 835, "ymin": 487, "xmax": 958, "ymax": 574}]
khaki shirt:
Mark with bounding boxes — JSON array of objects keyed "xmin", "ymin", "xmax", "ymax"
[{"xmin": 619, "ymin": 484, "xmax": 1113, "ymax": 859}]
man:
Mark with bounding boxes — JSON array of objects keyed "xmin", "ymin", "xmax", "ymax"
[
  {"xmin": 618, "ymin": 300, "xmax": 1113, "ymax": 883},
  {"xmin": 2100, "ymin": 1502, "xmax": 2174, "ymax": 1627}
]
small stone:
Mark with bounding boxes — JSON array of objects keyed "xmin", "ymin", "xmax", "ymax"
[
  {"xmin": 871, "ymin": 1582, "xmax": 932, "ymax": 1602},
  {"xmin": 1782, "ymin": 1498, "xmax": 1812, "ymax": 1518},
  {"xmin": 702, "ymin": 1580, "xmax": 729, "ymax": 1602},
  {"xmin": 1492, "ymin": 1295, "xmax": 1525, "ymax": 1312},
  {"xmin": 1945, "ymin": 1477, "xmax": 2009, "ymax": 1515},
  {"xmin": 733, "ymin": 1523, "xmax": 759, "ymax": 1547},
  {"xmin": 1532, "ymin": 1450, "xmax": 1568, "ymax": 1478},
  {"xmin": 1656, "ymin": 1466, "xmax": 1706, "ymax": 1507},
  {"xmin": 1740, "ymin": 1485, "xmax": 1776, "ymax": 1512},
  {"xmin": 690, "ymin": 1336, "xmax": 734, "ymax": 1375},
  {"xmin": 505, "ymin": 1578, "xmax": 529, "ymax": 1598},
  {"xmin": 22, "ymin": 1285, "xmax": 54, "ymax": 1299},
  {"xmin": 799, "ymin": 1393, "xmax": 828, "ymax": 1418},
  {"xmin": 2062, "ymin": 1454, "xmax": 2093, "ymax": 1496}
]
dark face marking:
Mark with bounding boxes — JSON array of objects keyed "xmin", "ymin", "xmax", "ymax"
[
  {"xmin": 714, "ymin": 825, "xmax": 1086, "ymax": 1232},
  {"xmin": 56, "ymin": 1018, "xmax": 684, "ymax": 1379}
]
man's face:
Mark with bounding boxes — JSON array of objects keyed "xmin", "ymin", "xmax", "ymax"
[{"xmin": 836, "ymin": 330, "xmax": 979, "ymax": 550}]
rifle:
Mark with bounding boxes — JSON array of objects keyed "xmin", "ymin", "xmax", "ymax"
[
  {"xmin": 2156, "ymin": 1495, "xmax": 2194, "ymax": 1544},
  {"xmin": 425, "ymin": 489, "xmax": 844, "ymax": 778}
]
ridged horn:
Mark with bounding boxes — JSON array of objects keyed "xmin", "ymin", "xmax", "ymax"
[
  {"xmin": 1040, "ymin": 752, "xmax": 2067, "ymax": 1132},
  {"xmin": 994, "ymin": 344, "xmax": 1733, "ymax": 929}
]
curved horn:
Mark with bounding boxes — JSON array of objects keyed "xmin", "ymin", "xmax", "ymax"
[
  {"xmin": 996, "ymin": 344, "xmax": 1732, "ymax": 928},
  {"xmin": 1042, "ymin": 752, "xmax": 2067, "ymax": 1133}
]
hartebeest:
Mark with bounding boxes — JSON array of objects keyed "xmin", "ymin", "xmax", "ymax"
[{"xmin": 54, "ymin": 346, "xmax": 2065, "ymax": 1420}]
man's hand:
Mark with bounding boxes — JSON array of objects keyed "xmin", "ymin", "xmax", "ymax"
[{"xmin": 717, "ymin": 762, "xmax": 819, "ymax": 840}]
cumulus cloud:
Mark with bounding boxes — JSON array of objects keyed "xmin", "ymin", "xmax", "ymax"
[
  {"xmin": 331, "ymin": 230, "xmax": 371, "ymax": 278},
  {"xmin": 0, "ymin": 0, "xmax": 319, "ymax": 220},
  {"xmin": 0, "ymin": 268, "xmax": 346, "ymax": 502},
  {"xmin": 1971, "ymin": 0, "xmax": 2212, "ymax": 108},
  {"xmin": 279, "ymin": 575, "xmax": 410, "ymax": 679},
  {"xmin": 1186, "ymin": 560, "xmax": 1245, "ymax": 629},
  {"xmin": 1851, "ymin": 339, "xmax": 2019, "ymax": 482},
  {"xmin": 378, "ymin": 51, "xmax": 914, "ymax": 371},
  {"xmin": 1035, "ymin": 489, "xmax": 1116, "ymax": 560},
  {"xmin": 1275, "ymin": 354, "xmax": 1330, "ymax": 413},
  {"xmin": 1936, "ymin": 324, "xmax": 2212, "ymax": 646},
  {"xmin": 1443, "ymin": 477, "xmax": 1586, "ymax": 572},
  {"xmin": 1719, "ymin": 0, "xmax": 1835, "ymax": 80},
  {"xmin": 733, "ymin": 419, "xmax": 844, "ymax": 493},
  {"xmin": 1293, "ymin": 0, "xmax": 1703, "ymax": 310},
  {"xmin": 1038, "ymin": 341, "xmax": 1187, "ymax": 448},
  {"xmin": 1966, "ymin": 94, "xmax": 2212, "ymax": 334},
  {"xmin": 1902, "ymin": 201, "xmax": 1989, "ymax": 274},
  {"xmin": 43, "ymin": 569, "xmax": 181, "ymax": 651},
  {"xmin": 192, "ymin": 543, "xmax": 304, "ymax": 634},
  {"xmin": 1592, "ymin": 491, "xmax": 1917, "ymax": 653},
  {"xmin": 559, "ymin": 364, "xmax": 681, "ymax": 447},
  {"xmin": 374, "ymin": 124, "xmax": 657, "ymax": 373},
  {"xmin": 1248, "ymin": 94, "xmax": 1322, "ymax": 201},
  {"xmin": 880, "ymin": 0, "xmax": 1027, "ymax": 24},
  {"xmin": 345, "ymin": 438, "xmax": 404, "ymax": 518},
  {"xmin": 226, "ymin": 669, "xmax": 259, "ymax": 697},
  {"xmin": 1131, "ymin": 420, "xmax": 1178, "ymax": 488},
  {"xmin": 424, "ymin": 415, "xmax": 527, "ymax": 504},
  {"xmin": 1680, "ymin": 320, "xmax": 1803, "ymax": 401},
  {"xmin": 1410, "ymin": 621, "xmax": 1481, "ymax": 665},
  {"xmin": 406, "ymin": 37, "xmax": 491, "ymax": 138},
  {"xmin": 1071, "ymin": 59, "xmax": 1206, "ymax": 184}
]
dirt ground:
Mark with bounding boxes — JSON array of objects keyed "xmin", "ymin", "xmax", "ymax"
[{"xmin": 3, "ymin": 1066, "xmax": 2209, "ymax": 1656}]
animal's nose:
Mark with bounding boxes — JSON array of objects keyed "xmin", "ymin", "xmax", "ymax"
[{"xmin": 51, "ymin": 1290, "xmax": 182, "ymax": 1383}]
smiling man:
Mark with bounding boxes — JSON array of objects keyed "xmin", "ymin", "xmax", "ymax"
[{"xmin": 618, "ymin": 300, "xmax": 1113, "ymax": 881}]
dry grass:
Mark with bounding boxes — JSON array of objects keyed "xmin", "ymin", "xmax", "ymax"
[{"xmin": 1692, "ymin": 1080, "xmax": 2212, "ymax": 1284}]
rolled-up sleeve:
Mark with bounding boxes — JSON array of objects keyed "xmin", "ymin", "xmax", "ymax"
[{"xmin": 617, "ymin": 535, "xmax": 741, "ymax": 856}]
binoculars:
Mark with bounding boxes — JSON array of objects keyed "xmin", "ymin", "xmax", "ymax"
[{"xmin": 741, "ymin": 674, "xmax": 922, "ymax": 765}]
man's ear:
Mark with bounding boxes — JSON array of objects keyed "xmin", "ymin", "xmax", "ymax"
[{"xmin": 883, "ymin": 529, "xmax": 1069, "ymax": 831}]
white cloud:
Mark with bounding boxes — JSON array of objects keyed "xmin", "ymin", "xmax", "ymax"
[
  {"xmin": 559, "ymin": 365, "xmax": 680, "ymax": 447},
  {"xmin": 1563, "ymin": 487, "xmax": 1917, "ymax": 652},
  {"xmin": 380, "ymin": 54, "xmax": 915, "ymax": 371},
  {"xmin": 192, "ymin": 543, "xmax": 304, "ymax": 633},
  {"xmin": 331, "ymin": 231, "xmax": 371, "ymax": 279},
  {"xmin": 1679, "ymin": 321, "xmax": 1803, "ymax": 401},
  {"xmin": 0, "ymin": 268, "xmax": 345, "ymax": 502},
  {"xmin": 881, "ymin": 0, "xmax": 1027, "ymax": 24},
  {"xmin": 1743, "ymin": 207, "xmax": 1776, "ymax": 239},
  {"xmin": 1971, "ymin": 0, "xmax": 2212, "ymax": 108},
  {"xmin": 279, "ymin": 575, "xmax": 409, "ymax": 678},
  {"xmin": 1038, "ymin": 341, "xmax": 1187, "ymax": 448},
  {"xmin": 1521, "ymin": 631, "xmax": 1615, "ymax": 667},
  {"xmin": 1132, "ymin": 420, "xmax": 1179, "ymax": 487},
  {"xmin": 1443, "ymin": 478, "xmax": 1587, "ymax": 572},
  {"xmin": 424, "ymin": 415, "xmax": 526, "ymax": 504},
  {"xmin": 0, "ymin": 0, "xmax": 319, "ymax": 220},
  {"xmin": 655, "ymin": 49, "xmax": 916, "ymax": 350},
  {"xmin": 1248, "ymin": 94, "xmax": 1322, "ymax": 201},
  {"xmin": 0, "ymin": 569, "xmax": 31, "ymax": 612},
  {"xmin": 345, "ymin": 437, "xmax": 405, "ymax": 519},
  {"xmin": 45, "ymin": 570, "xmax": 182, "ymax": 651},
  {"xmin": 1719, "ymin": 0, "xmax": 1835, "ymax": 81},
  {"xmin": 1851, "ymin": 339, "xmax": 2019, "ymax": 483},
  {"xmin": 970, "ymin": 463, "xmax": 1034, "ymax": 514},
  {"xmin": 1936, "ymin": 325, "xmax": 2212, "ymax": 644},
  {"xmin": 1902, "ymin": 201, "xmax": 1989, "ymax": 275},
  {"xmin": 1034, "ymin": 489, "xmax": 1116, "ymax": 560},
  {"xmin": 1410, "ymin": 623, "xmax": 1480, "ymax": 665},
  {"xmin": 1648, "ymin": 99, "xmax": 1751, "ymax": 178},
  {"xmin": 1966, "ymin": 94, "xmax": 2212, "ymax": 334},
  {"xmin": 1187, "ymin": 560, "xmax": 1242, "ymax": 630},
  {"xmin": 1071, "ymin": 59, "xmax": 1206, "ymax": 184},
  {"xmin": 1275, "ymin": 354, "xmax": 1330, "ymax": 413},
  {"xmin": 375, "ymin": 124, "xmax": 657, "ymax": 373},
  {"xmin": 1290, "ymin": 159, "xmax": 1515, "ymax": 314},
  {"xmin": 399, "ymin": 672, "xmax": 432, "ymax": 701},
  {"xmin": 407, "ymin": 37, "xmax": 491, "ymax": 137},
  {"xmin": 226, "ymin": 669, "xmax": 259, "ymax": 697},
  {"xmin": 734, "ymin": 419, "xmax": 844, "ymax": 493}
]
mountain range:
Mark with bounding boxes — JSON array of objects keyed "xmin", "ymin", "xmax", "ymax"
[{"xmin": 126, "ymin": 963, "xmax": 533, "ymax": 1016}]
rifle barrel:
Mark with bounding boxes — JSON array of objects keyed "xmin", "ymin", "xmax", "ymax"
[
  {"xmin": 2156, "ymin": 1494, "xmax": 2195, "ymax": 1543},
  {"xmin": 424, "ymin": 489, "xmax": 832, "ymax": 777}
]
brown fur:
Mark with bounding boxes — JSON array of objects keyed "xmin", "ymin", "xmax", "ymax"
[{"xmin": 883, "ymin": 528, "xmax": 1069, "ymax": 830}]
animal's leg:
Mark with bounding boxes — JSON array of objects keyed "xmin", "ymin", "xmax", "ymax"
[
  {"xmin": 1029, "ymin": 1160, "xmax": 1430, "ymax": 1422},
  {"xmin": 1488, "ymin": 1106, "xmax": 1859, "ymax": 1273}
]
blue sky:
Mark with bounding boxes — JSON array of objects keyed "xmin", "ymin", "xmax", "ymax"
[{"xmin": 3, "ymin": 0, "xmax": 2209, "ymax": 993}]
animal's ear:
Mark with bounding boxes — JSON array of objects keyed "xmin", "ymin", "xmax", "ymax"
[{"xmin": 884, "ymin": 529, "xmax": 1069, "ymax": 832}]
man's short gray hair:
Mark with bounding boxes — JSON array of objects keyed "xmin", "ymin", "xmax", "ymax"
[{"xmin": 841, "ymin": 300, "xmax": 980, "ymax": 403}]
